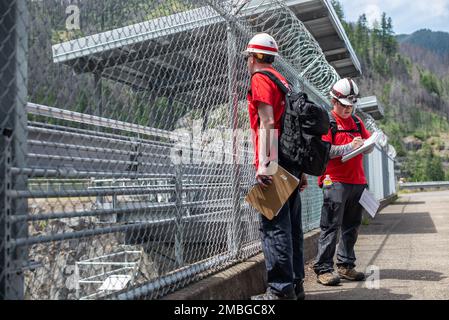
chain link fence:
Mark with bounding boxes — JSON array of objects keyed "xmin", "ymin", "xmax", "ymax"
[{"xmin": 1, "ymin": 0, "xmax": 394, "ymax": 300}]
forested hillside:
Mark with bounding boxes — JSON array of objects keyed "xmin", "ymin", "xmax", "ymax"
[
  {"xmin": 398, "ymin": 29, "xmax": 449, "ymax": 77},
  {"xmin": 333, "ymin": 1, "xmax": 449, "ymax": 182},
  {"xmin": 398, "ymin": 29, "xmax": 449, "ymax": 60}
]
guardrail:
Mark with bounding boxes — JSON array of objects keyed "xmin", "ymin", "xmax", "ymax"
[{"xmin": 398, "ymin": 181, "xmax": 449, "ymax": 191}]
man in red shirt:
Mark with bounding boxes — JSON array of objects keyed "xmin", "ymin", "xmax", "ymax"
[
  {"xmin": 244, "ymin": 33, "xmax": 307, "ymax": 300},
  {"xmin": 313, "ymin": 78, "xmax": 374, "ymax": 286}
]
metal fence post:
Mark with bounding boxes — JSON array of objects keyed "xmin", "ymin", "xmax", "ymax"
[
  {"xmin": 0, "ymin": 136, "xmax": 13, "ymax": 299},
  {"xmin": 0, "ymin": 0, "xmax": 28, "ymax": 299},
  {"xmin": 363, "ymin": 153, "xmax": 370, "ymax": 186},
  {"xmin": 227, "ymin": 22, "xmax": 243, "ymax": 259},
  {"xmin": 382, "ymin": 149, "xmax": 390, "ymax": 198},
  {"xmin": 174, "ymin": 158, "xmax": 184, "ymax": 267},
  {"xmin": 201, "ymin": 0, "xmax": 244, "ymax": 258},
  {"xmin": 74, "ymin": 263, "xmax": 80, "ymax": 300},
  {"xmin": 94, "ymin": 71, "xmax": 103, "ymax": 118}
]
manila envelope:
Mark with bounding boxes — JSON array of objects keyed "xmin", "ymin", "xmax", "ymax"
[{"xmin": 245, "ymin": 163, "xmax": 299, "ymax": 220}]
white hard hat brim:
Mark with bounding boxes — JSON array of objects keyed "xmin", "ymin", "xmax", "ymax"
[
  {"xmin": 337, "ymin": 97, "xmax": 355, "ymax": 106},
  {"xmin": 330, "ymin": 91, "xmax": 355, "ymax": 106},
  {"xmin": 242, "ymin": 47, "xmax": 279, "ymax": 56}
]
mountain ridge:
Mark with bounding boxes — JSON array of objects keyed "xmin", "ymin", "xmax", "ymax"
[
  {"xmin": 397, "ymin": 29, "xmax": 449, "ymax": 81},
  {"xmin": 397, "ymin": 29, "xmax": 449, "ymax": 59}
]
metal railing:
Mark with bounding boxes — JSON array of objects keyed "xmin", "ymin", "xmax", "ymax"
[
  {"xmin": 75, "ymin": 247, "xmax": 142, "ymax": 300},
  {"xmin": 398, "ymin": 181, "xmax": 449, "ymax": 191}
]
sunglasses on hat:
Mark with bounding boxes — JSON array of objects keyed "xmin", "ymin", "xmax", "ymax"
[{"xmin": 346, "ymin": 95, "xmax": 358, "ymax": 103}]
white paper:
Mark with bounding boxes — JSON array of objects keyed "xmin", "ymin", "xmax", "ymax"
[
  {"xmin": 341, "ymin": 131, "xmax": 379, "ymax": 163},
  {"xmin": 361, "ymin": 131, "xmax": 379, "ymax": 146},
  {"xmin": 98, "ymin": 275, "xmax": 131, "ymax": 291},
  {"xmin": 359, "ymin": 188, "xmax": 380, "ymax": 218}
]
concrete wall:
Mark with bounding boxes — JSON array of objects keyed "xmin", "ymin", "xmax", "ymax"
[{"xmin": 163, "ymin": 230, "xmax": 320, "ymax": 300}]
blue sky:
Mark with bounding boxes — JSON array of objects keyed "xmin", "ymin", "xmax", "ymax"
[{"xmin": 339, "ymin": 0, "xmax": 449, "ymax": 34}]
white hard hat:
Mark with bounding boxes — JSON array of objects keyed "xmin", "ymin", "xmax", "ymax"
[
  {"xmin": 330, "ymin": 78, "xmax": 360, "ymax": 106},
  {"xmin": 243, "ymin": 33, "xmax": 279, "ymax": 56}
]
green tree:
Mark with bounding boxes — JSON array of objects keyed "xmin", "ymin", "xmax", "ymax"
[
  {"xmin": 407, "ymin": 146, "xmax": 446, "ymax": 182},
  {"xmin": 353, "ymin": 14, "xmax": 370, "ymax": 63},
  {"xmin": 331, "ymin": 0, "xmax": 345, "ymax": 21},
  {"xmin": 385, "ymin": 17, "xmax": 397, "ymax": 56},
  {"xmin": 380, "ymin": 12, "xmax": 388, "ymax": 52},
  {"xmin": 420, "ymin": 70, "xmax": 442, "ymax": 96},
  {"xmin": 371, "ymin": 20, "xmax": 381, "ymax": 58},
  {"xmin": 427, "ymin": 155, "xmax": 445, "ymax": 181}
]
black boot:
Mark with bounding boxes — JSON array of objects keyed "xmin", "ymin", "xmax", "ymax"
[{"xmin": 295, "ymin": 281, "xmax": 305, "ymax": 301}]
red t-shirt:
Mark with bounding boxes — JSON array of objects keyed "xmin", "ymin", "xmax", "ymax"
[
  {"xmin": 319, "ymin": 110, "xmax": 371, "ymax": 186},
  {"xmin": 246, "ymin": 68, "xmax": 288, "ymax": 170}
]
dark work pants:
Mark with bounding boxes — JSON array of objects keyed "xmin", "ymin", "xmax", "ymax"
[
  {"xmin": 313, "ymin": 183, "xmax": 366, "ymax": 275},
  {"xmin": 260, "ymin": 187, "xmax": 304, "ymax": 297}
]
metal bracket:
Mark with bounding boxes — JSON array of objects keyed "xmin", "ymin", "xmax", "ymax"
[
  {"xmin": 2, "ymin": 127, "xmax": 13, "ymax": 137},
  {"xmin": 12, "ymin": 260, "xmax": 43, "ymax": 275}
]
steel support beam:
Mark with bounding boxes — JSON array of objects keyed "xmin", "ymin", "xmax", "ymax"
[{"xmin": 0, "ymin": 0, "xmax": 28, "ymax": 299}]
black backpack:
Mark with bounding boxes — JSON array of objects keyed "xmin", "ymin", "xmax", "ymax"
[{"xmin": 252, "ymin": 70, "xmax": 331, "ymax": 176}]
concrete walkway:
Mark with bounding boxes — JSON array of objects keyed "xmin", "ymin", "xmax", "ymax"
[{"xmin": 304, "ymin": 190, "xmax": 449, "ymax": 300}]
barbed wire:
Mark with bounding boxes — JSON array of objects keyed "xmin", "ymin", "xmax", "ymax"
[{"xmin": 241, "ymin": 0, "xmax": 340, "ymax": 96}]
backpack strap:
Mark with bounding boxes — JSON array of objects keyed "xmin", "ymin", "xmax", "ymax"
[
  {"xmin": 250, "ymin": 70, "xmax": 291, "ymax": 134},
  {"xmin": 329, "ymin": 112, "xmax": 337, "ymax": 144},
  {"xmin": 252, "ymin": 70, "xmax": 290, "ymax": 94},
  {"xmin": 329, "ymin": 113, "xmax": 362, "ymax": 144},
  {"xmin": 352, "ymin": 114, "xmax": 362, "ymax": 134}
]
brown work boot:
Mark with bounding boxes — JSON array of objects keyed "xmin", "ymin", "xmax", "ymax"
[
  {"xmin": 337, "ymin": 266, "xmax": 366, "ymax": 281},
  {"xmin": 317, "ymin": 272, "xmax": 341, "ymax": 286}
]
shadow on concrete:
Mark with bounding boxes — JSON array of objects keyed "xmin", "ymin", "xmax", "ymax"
[
  {"xmin": 306, "ymin": 287, "xmax": 413, "ymax": 300},
  {"xmin": 361, "ymin": 212, "xmax": 437, "ymax": 235},
  {"xmin": 379, "ymin": 269, "xmax": 447, "ymax": 282},
  {"xmin": 390, "ymin": 201, "xmax": 426, "ymax": 206}
]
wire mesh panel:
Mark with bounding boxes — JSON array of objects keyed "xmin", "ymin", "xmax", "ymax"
[
  {"xmin": 0, "ymin": 0, "xmax": 393, "ymax": 300},
  {"xmin": 21, "ymin": 0, "xmax": 248, "ymax": 300}
]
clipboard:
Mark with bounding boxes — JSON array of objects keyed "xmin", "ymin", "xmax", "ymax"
[
  {"xmin": 341, "ymin": 131, "xmax": 379, "ymax": 162},
  {"xmin": 245, "ymin": 163, "xmax": 299, "ymax": 220}
]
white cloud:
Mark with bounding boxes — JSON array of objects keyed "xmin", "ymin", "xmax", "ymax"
[
  {"xmin": 363, "ymin": 4, "xmax": 382, "ymax": 26},
  {"xmin": 340, "ymin": 0, "xmax": 449, "ymax": 33}
]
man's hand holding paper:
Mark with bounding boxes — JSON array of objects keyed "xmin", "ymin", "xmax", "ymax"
[
  {"xmin": 341, "ymin": 131, "xmax": 379, "ymax": 162},
  {"xmin": 351, "ymin": 136, "xmax": 364, "ymax": 150}
]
